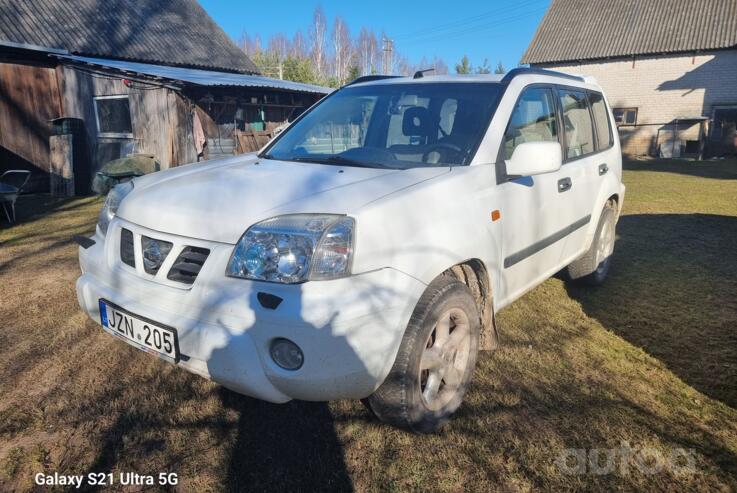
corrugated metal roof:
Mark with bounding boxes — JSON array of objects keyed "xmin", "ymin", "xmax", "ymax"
[
  {"xmin": 521, "ymin": 0, "xmax": 737, "ymax": 64},
  {"xmin": 0, "ymin": 0, "xmax": 260, "ymax": 74},
  {"xmin": 57, "ymin": 54, "xmax": 332, "ymax": 95}
]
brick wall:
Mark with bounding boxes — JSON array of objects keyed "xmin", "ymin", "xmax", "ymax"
[{"xmin": 538, "ymin": 49, "xmax": 737, "ymax": 156}]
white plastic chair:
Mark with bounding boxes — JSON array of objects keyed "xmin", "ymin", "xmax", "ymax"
[{"xmin": 0, "ymin": 170, "xmax": 31, "ymax": 223}]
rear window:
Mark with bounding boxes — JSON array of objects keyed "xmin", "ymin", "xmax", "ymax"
[
  {"xmin": 589, "ymin": 92, "xmax": 613, "ymax": 150},
  {"xmin": 558, "ymin": 89, "xmax": 595, "ymax": 159}
]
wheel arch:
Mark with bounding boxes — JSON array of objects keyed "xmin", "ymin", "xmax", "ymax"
[{"xmin": 442, "ymin": 258, "xmax": 499, "ymax": 350}]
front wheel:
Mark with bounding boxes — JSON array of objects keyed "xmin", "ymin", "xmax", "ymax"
[{"xmin": 364, "ymin": 276, "xmax": 480, "ymax": 433}]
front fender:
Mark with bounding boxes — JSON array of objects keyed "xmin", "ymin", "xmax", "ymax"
[{"xmin": 352, "ymin": 166, "xmax": 503, "ymax": 296}]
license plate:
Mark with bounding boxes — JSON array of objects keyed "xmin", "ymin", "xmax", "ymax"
[{"xmin": 99, "ymin": 299, "xmax": 179, "ymax": 361}]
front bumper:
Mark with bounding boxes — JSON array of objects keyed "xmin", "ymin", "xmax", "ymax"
[{"xmin": 76, "ymin": 218, "xmax": 426, "ymax": 403}]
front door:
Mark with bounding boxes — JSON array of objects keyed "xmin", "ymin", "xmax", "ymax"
[{"xmin": 495, "ymin": 85, "xmax": 578, "ymax": 302}]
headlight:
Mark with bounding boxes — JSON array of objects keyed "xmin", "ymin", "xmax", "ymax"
[
  {"xmin": 97, "ymin": 181, "xmax": 134, "ymax": 236},
  {"xmin": 227, "ymin": 214, "xmax": 355, "ymax": 284}
]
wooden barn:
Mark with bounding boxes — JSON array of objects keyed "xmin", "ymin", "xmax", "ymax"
[{"xmin": 0, "ymin": 0, "xmax": 329, "ymax": 194}]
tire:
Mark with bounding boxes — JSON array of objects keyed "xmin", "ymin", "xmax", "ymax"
[
  {"xmin": 364, "ymin": 275, "xmax": 480, "ymax": 433},
  {"xmin": 566, "ymin": 202, "xmax": 617, "ymax": 286}
]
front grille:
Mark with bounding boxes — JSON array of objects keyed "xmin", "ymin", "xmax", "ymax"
[
  {"xmin": 120, "ymin": 228, "xmax": 135, "ymax": 267},
  {"xmin": 141, "ymin": 236, "xmax": 173, "ymax": 275},
  {"xmin": 118, "ymin": 227, "xmax": 209, "ymax": 285},
  {"xmin": 167, "ymin": 246, "xmax": 210, "ymax": 285}
]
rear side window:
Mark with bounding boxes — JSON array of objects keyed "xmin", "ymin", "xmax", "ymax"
[
  {"xmin": 558, "ymin": 89, "xmax": 595, "ymax": 159},
  {"xmin": 503, "ymin": 87, "xmax": 558, "ymax": 160},
  {"xmin": 589, "ymin": 92, "xmax": 613, "ymax": 150}
]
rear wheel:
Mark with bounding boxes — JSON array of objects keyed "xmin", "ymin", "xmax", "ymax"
[
  {"xmin": 364, "ymin": 276, "xmax": 480, "ymax": 432},
  {"xmin": 566, "ymin": 202, "xmax": 617, "ymax": 286}
]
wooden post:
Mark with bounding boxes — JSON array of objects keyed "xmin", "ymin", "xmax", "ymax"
[{"xmin": 50, "ymin": 134, "xmax": 75, "ymax": 196}]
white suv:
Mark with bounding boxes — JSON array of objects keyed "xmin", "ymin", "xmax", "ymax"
[{"xmin": 76, "ymin": 69, "xmax": 625, "ymax": 432}]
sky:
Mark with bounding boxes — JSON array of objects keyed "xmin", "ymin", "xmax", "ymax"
[{"xmin": 198, "ymin": 0, "xmax": 550, "ymax": 72}]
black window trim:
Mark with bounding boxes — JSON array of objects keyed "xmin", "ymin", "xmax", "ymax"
[
  {"xmin": 587, "ymin": 90, "xmax": 615, "ymax": 154},
  {"xmin": 553, "ymin": 85, "xmax": 615, "ymax": 162},
  {"xmin": 495, "ymin": 83, "xmax": 559, "ymax": 183},
  {"xmin": 495, "ymin": 84, "xmax": 617, "ymax": 183},
  {"xmin": 555, "ymin": 86, "xmax": 597, "ymax": 164}
]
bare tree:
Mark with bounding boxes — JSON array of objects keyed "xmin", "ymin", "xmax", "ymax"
[
  {"xmin": 251, "ymin": 34, "xmax": 262, "ymax": 56},
  {"xmin": 268, "ymin": 33, "xmax": 290, "ymax": 62},
  {"xmin": 238, "ymin": 32, "xmax": 262, "ymax": 58},
  {"xmin": 432, "ymin": 56, "xmax": 449, "ymax": 75},
  {"xmin": 309, "ymin": 6, "xmax": 328, "ymax": 78},
  {"xmin": 395, "ymin": 55, "xmax": 413, "ymax": 76},
  {"xmin": 238, "ymin": 9, "xmax": 455, "ymax": 86},
  {"xmin": 332, "ymin": 16, "xmax": 352, "ymax": 83},
  {"xmin": 357, "ymin": 27, "xmax": 378, "ymax": 75},
  {"xmin": 237, "ymin": 31, "xmax": 251, "ymax": 54},
  {"xmin": 291, "ymin": 30, "xmax": 307, "ymax": 59}
]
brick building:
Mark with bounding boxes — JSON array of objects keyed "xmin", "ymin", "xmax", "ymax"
[{"xmin": 521, "ymin": 0, "xmax": 737, "ymax": 158}]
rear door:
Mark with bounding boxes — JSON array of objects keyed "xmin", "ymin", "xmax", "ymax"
[{"xmin": 554, "ymin": 87, "xmax": 603, "ymax": 262}]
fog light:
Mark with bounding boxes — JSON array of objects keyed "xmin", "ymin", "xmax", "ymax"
[{"xmin": 270, "ymin": 338, "xmax": 304, "ymax": 370}]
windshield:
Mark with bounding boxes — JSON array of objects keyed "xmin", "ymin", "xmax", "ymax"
[{"xmin": 262, "ymin": 82, "xmax": 502, "ymax": 169}]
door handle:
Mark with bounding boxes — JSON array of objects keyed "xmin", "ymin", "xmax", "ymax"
[
  {"xmin": 558, "ymin": 177, "xmax": 572, "ymax": 193},
  {"xmin": 599, "ymin": 163, "xmax": 609, "ymax": 176}
]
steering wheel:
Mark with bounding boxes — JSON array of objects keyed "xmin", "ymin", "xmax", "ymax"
[{"xmin": 423, "ymin": 142, "xmax": 463, "ymax": 164}]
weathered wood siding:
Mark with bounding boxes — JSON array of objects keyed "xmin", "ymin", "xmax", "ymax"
[
  {"xmin": 58, "ymin": 65, "xmax": 198, "ymax": 182},
  {"xmin": 0, "ymin": 61, "xmax": 62, "ymax": 191},
  {"xmin": 2, "ymin": 60, "xmax": 322, "ymax": 195}
]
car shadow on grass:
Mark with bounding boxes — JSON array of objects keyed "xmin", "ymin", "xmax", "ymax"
[
  {"xmin": 219, "ymin": 390, "xmax": 353, "ymax": 492},
  {"xmin": 566, "ymin": 213, "xmax": 737, "ymax": 409},
  {"xmin": 201, "ymin": 268, "xmax": 402, "ymax": 492}
]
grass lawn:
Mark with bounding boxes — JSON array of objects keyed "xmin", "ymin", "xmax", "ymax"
[{"xmin": 1, "ymin": 158, "xmax": 736, "ymax": 492}]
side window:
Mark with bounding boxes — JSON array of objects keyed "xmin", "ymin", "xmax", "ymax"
[
  {"xmin": 589, "ymin": 92, "xmax": 613, "ymax": 150},
  {"xmin": 503, "ymin": 87, "xmax": 558, "ymax": 160},
  {"xmin": 558, "ymin": 89, "xmax": 595, "ymax": 158}
]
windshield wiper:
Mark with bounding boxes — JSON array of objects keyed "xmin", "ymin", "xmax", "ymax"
[{"xmin": 287, "ymin": 155, "xmax": 384, "ymax": 169}]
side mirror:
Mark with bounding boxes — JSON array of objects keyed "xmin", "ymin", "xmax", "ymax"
[{"xmin": 505, "ymin": 141, "xmax": 562, "ymax": 176}]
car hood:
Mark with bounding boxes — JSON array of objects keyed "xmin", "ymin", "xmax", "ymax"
[{"xmin": 117, "ymin": 154, "xmax": 448, "ymax": 243}]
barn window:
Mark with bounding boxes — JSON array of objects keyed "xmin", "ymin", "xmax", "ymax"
[
  {"xmin": 94, "ymin": 95, "xmax": 133, "ymax": 137},
  {"xmin": 612, "ymin": 107, "xmax": 637, "ymax": 126}
]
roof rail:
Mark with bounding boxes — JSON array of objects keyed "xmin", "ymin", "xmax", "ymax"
[
  {"xmin": 501, "ymin": 67, "xmax": 585, "ymax": 84},
  {"xmin": 344, "ymin": 75, "xmax": 403, "ymax": 86}
]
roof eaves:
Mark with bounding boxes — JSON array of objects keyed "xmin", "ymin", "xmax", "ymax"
[
  {"xmin": 0, "ymin": 39, "xmax": 68, "ymax": 54},
  {"xmin": 527, "ymin": 43, "xmax": 737, "ymax": 66}
]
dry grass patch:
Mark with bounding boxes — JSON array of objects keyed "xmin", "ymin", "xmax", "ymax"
[{"xmin": 0, "ymin": 159, "xmax": 736, "ymax": 492}]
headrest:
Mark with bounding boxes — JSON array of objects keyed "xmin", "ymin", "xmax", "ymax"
[{"xmin": 402, "ymin": 106, "xmax": 431, "ymax": 137}]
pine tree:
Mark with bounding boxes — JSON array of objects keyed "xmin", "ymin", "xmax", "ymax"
[{"xmin": 455, "ymin": 55, "xmax": 472, "ymax": 74}]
